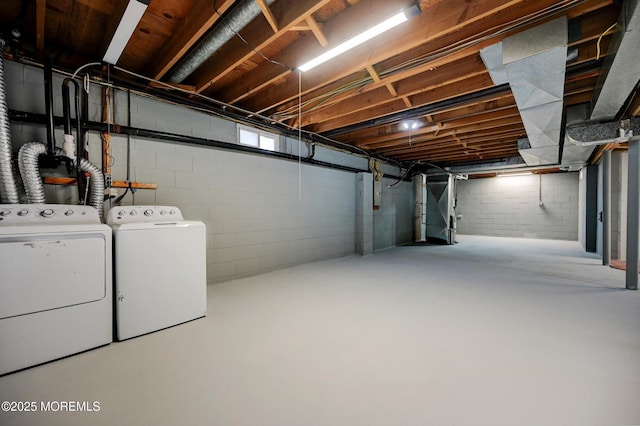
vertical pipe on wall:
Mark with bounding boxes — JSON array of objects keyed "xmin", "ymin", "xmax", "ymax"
[
  {"xmin": 44, "ymin": 60, "xmax": 55, "ymax": 155},
  {"xmin": 626, "ymin": 140, "xmax": 639, "ymax": 290},
  {"xmin": 602, "ymin": 150, "xmax": 612, "ymax": 265},
  {"xmin": 538, "ymin": 173, "xmax": 543, "ymax": 206},
  {"xmin": 101, "ymin": 86, "xmax": 112, "ymax": 186}
]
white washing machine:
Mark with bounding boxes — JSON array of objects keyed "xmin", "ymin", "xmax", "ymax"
[
  {"xmin": 0, "ymin": 204, "xmax": 112, "ymax": 375},
  {"xmin": 107, "ymin": 206, "xmax": 207, "ymax": 341}
]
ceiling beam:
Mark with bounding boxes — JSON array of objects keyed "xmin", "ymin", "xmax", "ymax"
[
  {"xmin": 339, "ymin": 93, "xmax": 515, "ymax": 143},
  {"xmin": 360, "ymin": 120, "xmax": 524, "ymax": 151},
  {"xmin": 189, "ymin": 0, "xmax": 334, "ymax": 93},
  {"xmin": 256, "ymin": 0, "xmax": 279, "ymax": 33},
  {"xmin": 309, "ymin": 73, "xmax": 495, "ymax": 133},
  {"xmin": 306, "ymin": 16, "xmax": 328, "ymax": 46},
  {"xmin": 148, "ymin": 0, "xmax": 235, "ymax": 80},
  {"xmin": 202, "ymin": 0, "xmax": 413, "ymax": 102},
  {"xmin": 298, "ymin": 55, "xmax": 486, "ymax": 127},
  {"xmin": 352, "ymin": 108, "xmax": 521, "ymax": 149},
  {"xmin": 264, "ymin": 0, "xmax": 615, "ymax": 128},
  {"xmin": 237, "ymin": 0, "xmax": 575, "ymax": 116}
]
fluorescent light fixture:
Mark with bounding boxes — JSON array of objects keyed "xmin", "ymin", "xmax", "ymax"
[
  {"xmin": 497, "ymin": 172, "xmax": 533, "ymax": 178},
  {"xmin": 103, "ymin": 0, "xmax": 150, "ymax": 65},
  {"xmin": 298, "ymin": 7, "xmax": 417, "ymax": 72}
]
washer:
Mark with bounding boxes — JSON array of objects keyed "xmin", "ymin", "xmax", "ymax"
[
  {"xmin": 107, "ymin": 206, "xmax": 207, "ymax": 341},
  {"xmin": 0, "ymin": 204, "xmax": 112, "ymax": 375}
]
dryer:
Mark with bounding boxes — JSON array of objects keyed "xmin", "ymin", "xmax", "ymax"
[
  {"xmin": 107, "ymin": 206, "xmax": 207, "ymax": 341},
  {"xmin": 0, "ymin": 204, "xmax": 112, "ymax": 375}
]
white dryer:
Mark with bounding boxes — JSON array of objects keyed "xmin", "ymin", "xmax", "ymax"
[
  {"xmin": 107, "ymin": 206, "xmax": 207, "ymax": 341},
  {"xmin": 0, "ymin": 204, "xmax": 112, "ymax": 375}
]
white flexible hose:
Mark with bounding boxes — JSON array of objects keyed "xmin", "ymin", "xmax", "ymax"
[
  {"xmin": 0, "ymin": 38, "xmax": 19, "ymax": 203},
  {"xmin": 18, "ymin": 142, "xmax": 46, "ymax": 203}
]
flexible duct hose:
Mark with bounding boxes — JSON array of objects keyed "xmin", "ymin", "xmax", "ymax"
[
  {"xmin": 80, "ymin": 157, "xmax": 104, "ymax": 218},
  {"xmin": 0, "ymin": 38, "xmax": 19, "ymax": 203},
  {"xmin": 18, "ymin": 142, "xmax": 46, "ymax": 203}
]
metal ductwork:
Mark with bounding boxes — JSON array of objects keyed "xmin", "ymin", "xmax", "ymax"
[
  {"xmin": 566, "ymin": 117, "xmax": 640, "ymax": 145},
  {"xmin": 561, "ymin": 103, "xmax": 595, "ymax": 166},
  {"xmin": 168, "ymin": 0, "xmax": 276, "ymax": 84},
  {"xmin": 18, "ymin": 142, "xmax": 47, "ymax": 204},
  {"xmin": 591, "ymin": 0, "xmax": 640, "ymax": 121},
  {"xmin": 563, "ymin": 0, "xmax": 640, "ymax": 164},
  {"xmin": 481, "ymin": 17, "xmax": 568, "ymax": 166},
  {"xmin": 0, "ymin": 38, "xmax": 19, "ymax": 203},
  {"xmin": 79, "ymin": 157, "xmax": 105, "ymax": 219}
]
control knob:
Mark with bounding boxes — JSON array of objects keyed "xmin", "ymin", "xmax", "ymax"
[
  {"xmin": 0, "ymin": 209, "xmax": 11, "ymax": 216},
  {"xmin": 40, "ymin": 208, "xmax": 55, "ymax": 218},
  {"xmin": 144, "ymin": 209, "xmax": 153, "ymax": 217},
  {"xmin": 17, "ymin": 209, "xmax": 29, "ymax": 216}
]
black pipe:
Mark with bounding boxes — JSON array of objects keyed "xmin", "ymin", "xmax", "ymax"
[
  {"xmin": 8, "ymin": 109, "xmax": 411, "ymax": 181},
  {"xmin": 324, "ymin": 84, "xmax": 511, "ymax": 138},
  {"xmin": 307, "ymin": 142, "xmax": 316, "ymax": 160},
  {"xmin": 61, "ymin": 81, "xmax": 72, "ymax": 134},
  {"xmin": 43, "ymin": 60, "xmax": 55, "ymax": 155},
  {"xmin": 62, "ymin": 77, "xmax": 85, "ymax": 203},
  {"xmin": 81, "ymin": 122, "xmax": 374, "ymax": 175}
]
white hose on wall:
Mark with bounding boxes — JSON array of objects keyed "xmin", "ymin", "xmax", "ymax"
[
  {"xmin": 18, "ymin": 142, "xmax": 46, "ymax": 204},
  {"xmin": 80, "ymin": 157, "xmax": 104, "ymax": 218},
  {"xmin": 19, "ymin": 142, "xmax": 104, "ymax": 216},
  {"xmin": 0, "ymin": 38, "xmax": 19, "ymax": 203}
]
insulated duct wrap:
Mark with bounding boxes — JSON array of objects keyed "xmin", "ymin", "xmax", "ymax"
[
  {"xmin": 168, "ymin": 0, "xmax": 276, "ymax": 83},
  {"xmin": 80, "ymin": 157, "xmax": 104, "ymax": 218},
  {"xmin": 0, "ymin": 38, "xmax": 19, "ymax": 203},
  {"xmin": 18, "ymin": 142, "xmax": 47, "ymax": 204}
]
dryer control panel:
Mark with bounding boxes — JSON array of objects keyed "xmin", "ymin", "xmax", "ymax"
[
  {"xmin": 106, "ymin": 206, "xmax": 184, "ymax": 225},
  {"xmin": 0, "ymin": 204, "xmax": 101, "ymax": 225}
]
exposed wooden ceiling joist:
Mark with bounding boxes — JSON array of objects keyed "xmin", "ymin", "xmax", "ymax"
[
  {"xmin": 0, "ymin": 0, "xmax": 627, "ymax": 167},
  {"xmin": 148, "ymin": 0, "xmax": 235, "ymax": 80}
]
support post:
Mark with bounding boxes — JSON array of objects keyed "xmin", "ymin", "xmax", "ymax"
[
  {"xmin": 626, "ymin": 139, "xmax": 639, "ymax": 290},
  {"xmin": 603, "ymin": 150, "xmax": 611, "ymax": 265},
  {"xmin": 356, "ymin": 172, "xmax": 373, "ymax": 256}
]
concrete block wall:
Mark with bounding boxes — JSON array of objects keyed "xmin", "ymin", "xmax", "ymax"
[
  {"xmin": 456, "ymin": 172, "xmax": 579, "ymax": 240},
  {"xmin": 126, "ymin": 139, "xmax": 357, "ymax": 283},
  {"xmin": 4, "ymin": 60, "xmax": 417, "ymax": 283}
]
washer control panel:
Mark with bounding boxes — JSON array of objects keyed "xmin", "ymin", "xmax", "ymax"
[
  {"xmin": 0, "ymin": 204, "xmax": 101, "ymax": 225},
  {"xmin": 106, "ymin": 206, "xmax": 184, "ymax": 225}
]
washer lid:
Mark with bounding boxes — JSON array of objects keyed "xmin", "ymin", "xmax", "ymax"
[{"xmin": 106, "ymin": 206, "xmax": 184, "ymax": 225}]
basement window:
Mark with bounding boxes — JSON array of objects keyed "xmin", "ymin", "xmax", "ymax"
[{"xmin": 238, "ymin": 125, "xmax": 278, "ymax": 151}]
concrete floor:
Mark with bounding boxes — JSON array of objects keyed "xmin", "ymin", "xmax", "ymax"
[{"xmin": 1, "ymin": 235, "xmax": 639, "ymax": 426}]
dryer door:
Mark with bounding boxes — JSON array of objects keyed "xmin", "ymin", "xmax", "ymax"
[{"xmin": 0, "ymin": 233, "xmax": 107, "ymax": 319}]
